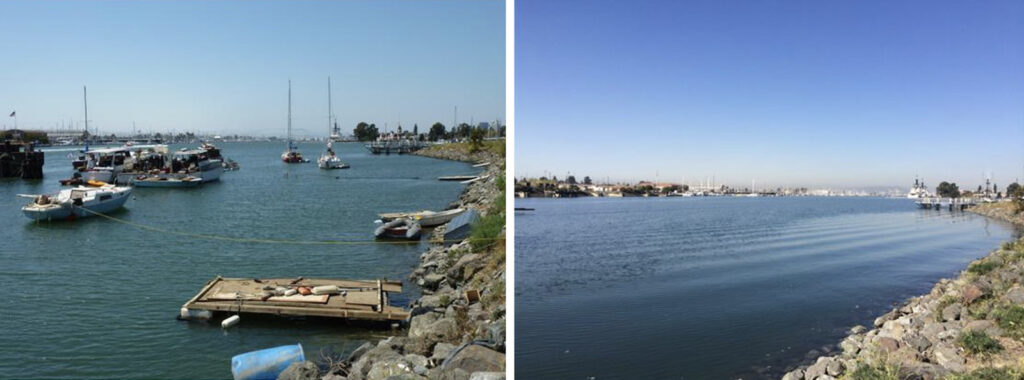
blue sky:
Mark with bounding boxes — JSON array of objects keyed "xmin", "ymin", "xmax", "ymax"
[
  {"xmin": 516, "ymin": 0, "xmax": 1024, "ymax": 189},
  {"xmin": 0, "ymin": 1, "xmax": 504, "ymax": 138}
]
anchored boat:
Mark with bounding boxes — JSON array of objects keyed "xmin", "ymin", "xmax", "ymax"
[
  {"xmin": 318, "ymin": 77, "xmax": 349, "ymax": 170},
  {"xmin": 282, "ymin": 80, "xmax": 308, "ymax": 163},
  {"xmin": 374, "ymin": 218, "xmax": 422, "ymax": 240},
  {"xmin": 378, "ymin": 208, "xmax": 465, "ymax": 227},
  {"xmin": 20, "ymin": 184, "xmax": 131, "ymax": 221}
]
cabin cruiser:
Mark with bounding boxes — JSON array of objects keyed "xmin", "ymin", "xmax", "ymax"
[
  {"xmin": 73, "ymin": 147, "xmax": 131, "ymax": 183},
  {"xmin": 318, "ymin": 142, "xmax": 349, "ymax": 169},
  {"xmin": 166, "ymin": 148, "xmax": 223, "ymax": 183},
  {"xmin": 378, "ymin": 208, "xmax": 465, "ymax": 227},
  {"xmin": 20, "ymin": 184, "xmax": 131, "ymax": 221},
  {"xmin": 907, "ymin": 177, "xmax": 932, "ymax": 199}
]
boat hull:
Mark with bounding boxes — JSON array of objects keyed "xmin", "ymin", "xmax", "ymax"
[{"xmin": 22, "ymin": 187, "xmax": 131, "ymax": 221}]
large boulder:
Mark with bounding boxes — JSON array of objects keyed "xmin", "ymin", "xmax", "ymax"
[
  {"xmin": 442, "ymin": 345, "xmax": 505, "ymax": 373},
  {"xmin": 277, "ymin": 361, "xmax": 319, "ymax": 380},
  {"xmin": 965, "ymin": 320, "xmax": 1002, "ymax": 337},
  {"xmin": 962, "ymin": 283, "xmax": 989, "ymax": 305},
  {"xmin": 1003, "ymin": 285, "xmax": 1024, "ymax": 304},
  {"xmin": 803, "ymin": 357, "xmax": 832, "ymax": 380},
  {"xmin": 431, "ymin": 343, "xmax": 457, "ymax": 363},
  {"xmin": 409, "ymin": 313, "xmax": 456, "ymax": 342},
  {"xmin": 781, "ymin": 369, "xmax": 804, "ymax": 380},
  {"xmin": 941, "ymin": 304, "xmax": 961, "ymax": 322},
  {"xmin": 931, "ymin": 344, "xmax": 965, "ymax": 372}
]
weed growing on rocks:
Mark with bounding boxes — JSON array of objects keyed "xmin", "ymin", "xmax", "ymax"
[
  {"xmin": 847, "ymin": 362, "xmax": 900, "ymax": 380},
  {"xmin": 970, "ymin": 261, "xmax": 1001, "ymax": 276},
  {"xmin": 958, "ymin": 330, "xmax": 1004, "ymax": 357},
  {"xmin": 993, "ymin": 305, "xmax": 1024, "ymax": 339},
  {"xmin": 946, "ymin": 366, "xmax": 1024, "ymax": 380}
]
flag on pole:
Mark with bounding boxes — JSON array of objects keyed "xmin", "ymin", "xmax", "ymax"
[{"xmin": 8, "ymin": 111, "xmax": 14, "ymax": 117}]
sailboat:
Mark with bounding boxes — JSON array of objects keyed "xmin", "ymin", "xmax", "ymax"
[
  {"xmin": 318, "ymin": 77, "xmax": 349, "ymax": 169},
  {"xmin": 281, "ymin": 80, "xmax": 308, "ymax": 163}
]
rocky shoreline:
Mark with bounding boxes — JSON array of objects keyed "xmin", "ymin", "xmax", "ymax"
[
  {"xmin": 781, "ymin": 202, "xmax": 1024, "ymax": 380},
  {"xmin": 278, "ymin": 142, "xmax": 506, "ymax": 380}
]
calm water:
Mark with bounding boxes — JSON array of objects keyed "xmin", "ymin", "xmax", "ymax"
[
  {"xmin": 0, "ymin": 141, "xmax": 477, "ymax": 378},
  {"xmin": 515, "ymin": 197, "xmax": 1021, "ymax": 380}
]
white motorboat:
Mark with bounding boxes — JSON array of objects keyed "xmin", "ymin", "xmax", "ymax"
[
  {"xmin": 318, "ymin": 78, "xmax": 349, "ymax": 170},
  {"xmin": 378, "ymin": 208, "xmax": 466, "ymax": 227},
  {"xmin": 132, "ymin": 175, "xmax": 203, "ymax": 188},
  {"xmin": 167, "ymin": 148, "xmax": 223, "ymax": 183},
  {"xmin": 20, "ymin": 184, "xmax": 131, "ymax": 221}
]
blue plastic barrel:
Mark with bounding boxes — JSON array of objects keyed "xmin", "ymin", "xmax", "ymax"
[{"xmin": 231, "ymin": 344, "xmax": 305, "ymax": 380}]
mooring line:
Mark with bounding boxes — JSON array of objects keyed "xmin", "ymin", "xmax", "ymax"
[{"xmin": 78, "ymin": 208, "xmax": 500, "ymax": 246}]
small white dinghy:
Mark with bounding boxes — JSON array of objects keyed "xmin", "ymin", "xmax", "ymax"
[
  {"xmin": 20, "ymin": 184, "xmax": 132, "ymax": 221},
  {"xmin": 378, "ymin": 208, "xmax": 465, "ymax": 227},
  {"xmin": 374, "ymin": 218, "xmax": 422, "ymax": 240}
]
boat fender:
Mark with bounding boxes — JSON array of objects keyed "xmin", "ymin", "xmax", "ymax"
[
  {"xmin": 222, "ymin": 315, "xmax": 241, "ymax": 329},
  {"xmin": 312, "ymin": 285, "xmax": 340, "ymax": 295},
  {"xmin": 179, "ymin": 307, "xmax": 213, "ymax": 321},
  {"xmin": 284, "ymin": 289, "xmax": 297, "ymax": 296}
]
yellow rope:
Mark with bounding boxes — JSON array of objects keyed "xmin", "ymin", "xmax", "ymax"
[{"xmin": 78, "ymin": 208, "xmax": 502, "ymax": 246}]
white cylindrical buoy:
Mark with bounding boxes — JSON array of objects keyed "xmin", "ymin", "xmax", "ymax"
[
  {"xmin": 180, "ymin": 308, "xmax": 213, "ymax": 321},
  {"xmin": 222, "ymin": 315, "xmax": 241, "ymax": 329},
  {"xmin": 284, "ymin": 289, "xmax": 297, "ymax": 296},
  {"xmin": 312, "ymin": 285, "xmax": 340, "ymax": 295}
]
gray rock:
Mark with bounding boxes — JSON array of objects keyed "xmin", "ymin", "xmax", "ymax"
[
  {"xmin": 825, "ymin": 358, "xmax": 843, "ymax": 376},
  {"xmin": 941, "ymin": 304, "xmax": 961, "ymax": 322},
  {"xmin": 920, "ymin": 322, "xmax": 945, "ymax": 341},
  {"xmin": 433, "ymin": 368, "xmax": 470, "ymax": 380},
  {"xmin": 468, "ymin": 372, "xmax": 505, "ymax": 380},
  {"xmin": 1004, "ymin": 285, "xmax": 1024, "ymax": 304},
  {"xmin": 413, "ymin": 365, "xmax": 428, "ymax": 376},
  {"xmin": 403, "ymin": 354, "xmax": 429, "ymax": 369},
  {"xmin": 409, "ymin": 314, "xmax": 456, "ymax": 342},
  {"xmin": 840, "ymin": 337, "xmax": 860, "ymax": 356},
  {"xmin": 781, "ymin": 369, "xmax": 804, "ymax": 380},
  {"xmin": 932, "ymin": 344, "xmax": 965, "ymax": 372},
  {"xmin": 442, "ymin": 345, "xmax": 505, "ymax": 373},
  {"xmin": 965, "ymin": 320, "xmax": 1002, "ymax": 337},
  {"xmin": 898, "ymin": 362, "xmax": 949, "ymax": 380},
  {"xmin": 366, "ymin": 359, "xmax": 414, "ymax": 380},
  {"xmin": 421, "ymin": 274, "xmax": 445, "ymax": 289},
  {"xmin": 320, "ymin": 374, "xmax": 346, "ymax": 380},
  {"xmin": 278, "ymin": 361, "xmax": 320, "ymax": 380},
  {"xmin": 432, "ymin": 342, "xmax": 457, "ymax": 362},
  {"xmin": 419, "ymin": 295, "xmax": 443, "ymax": 309},
  {"xmin": 348, "ymin": 342, "xmax": 375, "ymax": 363},
  {"xmin": 804, "ymin": 357, "xmax": 830, "ymax": 380},
  {"xmin": 873, "ymin": 336, "xmax": 900, "ymax": 352},
  {"xmin": 849, "ymin": 325, "xmax": 867, "ymax": 334},
  {"xmin": 904, "ymin": 333, "xmax": 932, "ymax": 352}
]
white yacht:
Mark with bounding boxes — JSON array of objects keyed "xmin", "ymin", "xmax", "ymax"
[
  {"xmin": 907, "ymin": 177, "xmax": 932, "ymax": 199},
  {"xmin": 318, "ymin": 77, "xmax": 349, "ymax": 170}
]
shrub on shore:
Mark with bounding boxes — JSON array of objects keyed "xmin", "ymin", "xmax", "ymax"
[
  {"xmin": 957, "ymin": 330, "xmax": 1004, "ymax": 357},
  {"xmin": 847, "ymin": 362, "xmax": 900, "ymax": 380},
  {"xmin": 469, "ymin": 172, "xmax": 506, "ymax": 252},
  {"xmin": 992, "ymin": 305, "xmax": 1024, "ymax": 339},
  {"xmin": 947, "ymin": 366, "xmax": 1024, "ymax": 380},
  {"xmin": 969, "ymin": 261, "xmax": 1000, "ymax": 276}
]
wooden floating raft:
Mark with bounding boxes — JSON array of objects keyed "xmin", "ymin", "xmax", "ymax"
[
  {"xmin": 437, "ymin": 175, "xmax": 478, "ymax": 181},
  {"xmin": 181, "ymin": 276, "xmax": 410, "ymax": 322}
]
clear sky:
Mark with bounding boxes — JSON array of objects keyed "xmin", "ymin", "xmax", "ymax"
[
  {"xmin": 0, "ymin": 1, "xmax": 504, "ymax": 138},
  {"xmin": 516, "ymin": 0, "xmax": 1024, "ymax": 189}
]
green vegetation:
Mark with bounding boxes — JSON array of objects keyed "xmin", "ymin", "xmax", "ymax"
[
  {"xmin": 992, "ymin": 305, "xmax": 1024, "ymax": 339},
  {"xmin": 469, "ymin": 128, "xmax": 486, "ymax": 153},
  {"xmin": 847, "ymin": 362, "xmax": 900, "ymax": 380},
  {"xmin": 957, "ymin": 330, "xmax": 1003, "ymax": 356},
  {"xmin": 937, "ymin": 181, "xmax": 962, "ymax": 198},
  {"xmin": 469, "ymin": 172, "xmax": 506, "ymax": 252},
  {"xmin": 968, "ymin": 261, "xmax": 1000, "ymax": 275},
  {"xmin": 352, "ymin": 122, "xmax": 380, "ymax": 141},
  {"xmin": 947, "ymin": 367, "xmax": 1024, "ymax": 380}
]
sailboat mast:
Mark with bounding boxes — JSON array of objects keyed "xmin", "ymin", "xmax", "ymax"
[
  {"xmin": 83, "ymin": 86, "xmax": 89, "ymax": 135},
  {"xmin": 328, "ymin": 76, "xmax": 333, "ymax": 137},
  {"xmin": 287, "ymin": 80, "xmax": 292, "ymax": 151}
]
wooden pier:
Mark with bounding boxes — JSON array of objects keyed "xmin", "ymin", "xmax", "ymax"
[
  {"xmin": 0, "ymin": 140, "xmax": 44, "ymax": 179},
  {"xmin": 365, "ymin": 140, "xmax": 427, "ymax": 155},
  {"xmin": 181, "ymin": 276, "xmax": 410, "ymax": 322},
  {"xmin": 915, "ymin": 197, "xmax": 980, "ymax": 211}
]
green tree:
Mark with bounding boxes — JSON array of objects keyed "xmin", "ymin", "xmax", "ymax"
[
  {"xmin": 428, "ymin": 122, "xmax": 446, "ymax": 141},
  {"xmin": 583, "ymin": 176, "xmax": 592, "ymax": 185},
  {"xmin": 1007, "ymin": 183, "xmax": 1021, "ymax": 198},
  {"xmin": 566, "ymin": 175, "xmax": 577, "ymax": 184},
  {"xmin": 936, "ymin": 181, "xmax": 961, "ymax": 198},
  {"xmin": 469, "ymin": 128, "xmax": 485, "ymax": 152}
]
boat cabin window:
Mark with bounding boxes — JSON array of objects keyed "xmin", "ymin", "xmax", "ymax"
[{"xmin": 99, "ymin": 194, "xmax": 112, "ymax": 201}]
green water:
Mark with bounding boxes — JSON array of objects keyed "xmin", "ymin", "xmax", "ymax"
[{"xmin": 0, "ymin": 141, "xmax": 477, "ymax": 378}]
